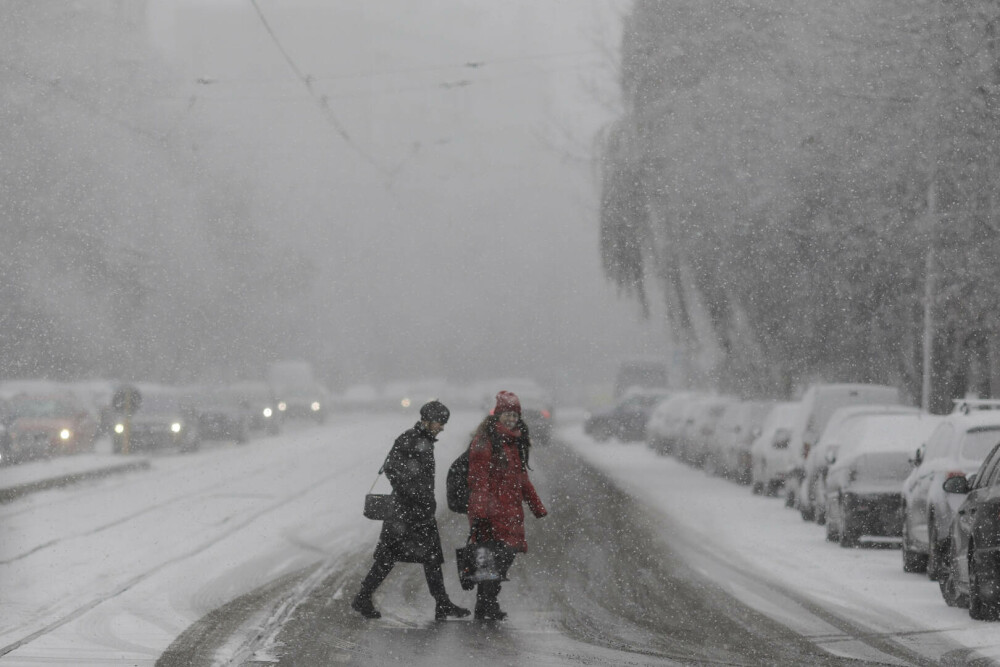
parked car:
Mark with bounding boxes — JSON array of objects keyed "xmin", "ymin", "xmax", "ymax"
[
  {"xmin": 584, "ymin": 389, "xmax": 670, "ymax": 442},
  {"xmin": 824, "ymin": 413, "xmax": 942, "ymax": 547},
  {"xmin": 676, "ymin": 396, "xmax": 737, "ymax": 467},
  {"xmin": 938, "ymin": 440, "xmax": 1000, "ymax": 618},
  {"xmin": 646, "ymin": 392, "xmax": 698, "ymax": 455},
  {"xmin": 901, "ymin": 403, "xmax": 1000, "ymax": 578},
  {"xmin": 6, "ymin": 393, "xmax": 99, "ymax": 461},
  {"xmin": 706, "ymin": 399, "xmax": 775, "ymax": 483},
  {"xmin": 750, "ymin": 401, "xmax": 801, "ymax": 496},
  {"xmin": 111, "ymin": 384, "xmax": 200, "ymax": 454},
  {"xmin": 784, "ymin": 383, "xmax": 903, "ymax": 510},
  {"xmin": 800, "ymin": 404, "xmax": 920, "ymax": 523}
]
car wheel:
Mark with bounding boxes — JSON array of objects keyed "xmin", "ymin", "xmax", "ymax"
[
  {"xmin": 825, "ymin": 514, "xmax": 840, "ymax": 542},
  {"xmin": 784, "ymin": 487, "xmax": 795, "ymax": 508},
  {"xmin": 928, "ymin": 518, "xmax": 947, "ymax": 582},
  {"xmin": 800, "ymin": 503, "xmax": 815, "ymax": 522},
  {"xmin": 840, "ymin": 507, "xmax": 860, "ymax": 548},
  {"xmin": 969, "ymin": 546, "xmax": 1000, "ymax": 620},
  {"xmin": 751, "ymin": 480, "xmax": 763, "ymax": 495},
  {"xmin": 901, "ymin": 515, "xmax": 929, "ymax": 574},
  {"xmin": 938, "ymin": 540, "xmax": 967, "ymax": 607},
  {"xmin": 765, "ymin": 479, "xmax": 781, "ymax": 497}
]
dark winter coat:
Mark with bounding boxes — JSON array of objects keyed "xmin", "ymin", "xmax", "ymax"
[
  {"xmin": 468, "ymin": 416, "xmax": 547, "ymax": 552},
  {"xmin": 373, "ymin": 423, "xmax": 444, "ymax": 565}
]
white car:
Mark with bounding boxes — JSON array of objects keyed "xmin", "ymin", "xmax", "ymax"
[
  {"xmin": 706, "ymin": 400, "xmax": 775, "ymax": 483},
  {"xmin": 901, "ymin": 402, "xmax": 1000, "ymax": 578},
  {"xmin": 799, "ymin": 404, "xmax": 919, "ymax": 524},
  {"xmin": 784, "ymin": 383, "xmax": 902, "ymax": 510},
  {"xmin": 825, "ymin": 413, "xmax": 942, "ymax": 547},
  {"xmin": 750, "ymin": 401, "xmax": 801, "ymax": 496}
]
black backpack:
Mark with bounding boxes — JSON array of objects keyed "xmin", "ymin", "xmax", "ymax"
[{"xmin": 446, "ymin": 448, "xmax": 470, "ymax": 514}]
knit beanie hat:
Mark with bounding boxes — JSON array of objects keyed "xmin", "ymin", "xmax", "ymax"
[
  {"xmin": 493, "ymin": 390, "xmax": 521, "ymax": 415},
  {"xmin": 419, "ymin": 400, "xmax": 450, "ymax": 424}
]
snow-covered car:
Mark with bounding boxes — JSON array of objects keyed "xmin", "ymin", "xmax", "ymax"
[
  {"xmin": 676, "ymin": 396, "xmax": 736, "ymax": 467},
  {"xmin": 799, "ymin": 404, "xmax": 920, "ymax": 524},
  {"xmin": 111, "ymin": 385, "xmax": 201, "ymax": 454},
  {"xmin": 784, "ymin": 383, "xmax": 903, "ymax": 510},
  {"xmin": 705, "ymin": 399, "xmax": 774, "ymax": 483},
  {"xmin": 938, "ymin": 441, "xmax": 1000, "ymax": 618},
  {"xmin": 750, "ymin": 401, "xmax": 801, "ymax": 496},
  {"xmin": 6, "ymin": 393, "xmax": 99, "ymax": 461},
  {"xmin": 901, "ymin": 405, "xmax": 1000, "ymax": 579},
  {"xmin": 824, "ymin": 413, "xmax": 942, "ymax": 548},
  {"xmin": 645, "ymin": 392, "xmax": 699, "ymax": 455}
]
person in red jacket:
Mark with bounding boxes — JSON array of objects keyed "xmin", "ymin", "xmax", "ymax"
[{"xmin": 467, "ymin": 390, "xmax": 547, "ymax": 620}]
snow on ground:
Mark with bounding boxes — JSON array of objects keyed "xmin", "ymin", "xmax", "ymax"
[
  {"xmin": 559, "ymin": 422, "xmax": 1000, "ymax": 662},
  {"xmin": 5, "ymin": 411, "xmax": 1000, "ymax": 665},
  {"xmin": 0, "ymin": 412, "xmax": 477, "ymax": 665}
]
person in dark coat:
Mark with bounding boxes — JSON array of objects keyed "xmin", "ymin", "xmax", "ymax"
[
  {"xmin": 352, "ymin": 400, "xmax": 470, "ymax": 620},
  {"xmin": 467, "ymin": 391, "xmax": 547, "ymax": 620}
]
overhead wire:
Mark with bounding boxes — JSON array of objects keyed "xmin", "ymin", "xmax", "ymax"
[{"xmin": 248, "ymin": 0, "xmax": 391, "ymax": 180}]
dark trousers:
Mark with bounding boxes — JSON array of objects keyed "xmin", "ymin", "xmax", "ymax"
[
  {"xmin": 476, "ymin": 549, "xmax": 516, "ymax": 611},
  {"xmin": 357, "ymin": 554, "xmax": 449, "ymax": 603}
]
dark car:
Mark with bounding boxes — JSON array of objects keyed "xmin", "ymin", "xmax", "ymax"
[
  {"xmin": 195, "ymin": 387, "xmax": 253, "ymax": 443},
  {"xmin": 585, "ymin": 391, "xmax": 669, "ymax": 443},
  {"xmin": 230, "ymin": 381, "xmax": 281, "ymax": 435},
  {"xmin": 111, "ymin": 385, "xmax": 200, "ymax": 454},
  {"xmin": 938, "ymin": 440, "xmax": 1000, "ymax": 619}
]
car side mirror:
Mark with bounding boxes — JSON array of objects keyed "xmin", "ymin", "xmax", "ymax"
[
  {"xmin": 825, "ymin": 450, "xmax": 836, "ymax": 465},
  {"xmin": 911, "ymin": 447, "xmax": 923, "ymax": 467},
  {"xmin": 943, "ymin": 475, "xmax": 971, "ymax": 494}
]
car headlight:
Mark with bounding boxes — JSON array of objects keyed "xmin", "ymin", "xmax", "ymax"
[
  {"xmin": 171, "ymin": 422, "xmax": 182, "ymax": 433},
  {"xmin": 401, "ymin": 398, "xmax": 411, "ymax": 408},
  {"xmin": 60, "ymin": 429, "xmax": 72, "ymax": 440},
  {"xmin": 114, "ymin": 423, "xmax": 125, "ymax": 434},
  {"xmin": 263, "ymin": 407, "xmax": 273, "ymax": 418},
  {"xmin": 311, "ymin": 402, "xmax": 321, "ymax": 412},
  {"xmin": 277, "ymin": 402, "xmax": 287, "ymax": 411}
]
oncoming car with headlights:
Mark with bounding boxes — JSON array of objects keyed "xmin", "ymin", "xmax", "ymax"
[
  {"xmin": 6, "ymin": 393, "xmax": 98, "ymax": 462},
  {"xmin": 111, "ymin": 385, "xmax": 200, "ymax": 454}
]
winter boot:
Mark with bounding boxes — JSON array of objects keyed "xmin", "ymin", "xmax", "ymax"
[
  {"xmin": 434, "ymin": 599, "xmax": 471, "ymax": 620},
  {"xmin": 351, "ymin": 593, "xmax": 381, "ymax": 619},
  {"xmin": 474, "ymin": 582, "xmax": 507, "ymax": 621}
]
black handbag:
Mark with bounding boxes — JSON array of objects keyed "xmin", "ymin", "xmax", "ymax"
[
  {"xmin": 363, "ymin": 450, "xmax": 393, "ymax": 521},
  {"xmin": 456, "ymin": 539, "xmax": 509, "ymax": 590},
  {"xmin": 363, "ymin": 493, "xmax": 391, "ymax": 521}
]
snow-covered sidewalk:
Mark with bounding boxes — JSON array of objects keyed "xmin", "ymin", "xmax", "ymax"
[{"xmin": 560, "ymin": 423, "xmax": 1000, "ymax": 664}]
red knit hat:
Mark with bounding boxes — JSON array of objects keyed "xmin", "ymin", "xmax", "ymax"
[{"xmin": 494, "ymin": 390, "xmax": 521, "ymax": 415}]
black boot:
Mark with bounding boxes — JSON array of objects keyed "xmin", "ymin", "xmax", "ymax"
[
  {"xmin": 474, "ymin": 582, "xmax": 506, "ymax": 621},
  {"xmin": 435, "ymin": 599, "xmax": 471, "ymax": 620},
  {"xmin": 351, "ymin": 593, "xmax": 381, "ymax": 619}
]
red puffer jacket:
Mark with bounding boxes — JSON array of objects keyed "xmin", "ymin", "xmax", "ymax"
[{"xmin": 467, "ymin": 418, "xmax": 547, "ymax": 552}]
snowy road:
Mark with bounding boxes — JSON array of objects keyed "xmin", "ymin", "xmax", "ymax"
[{"xmin": 1, "ymin": 412, "xmax": 998, "ymax": 665}]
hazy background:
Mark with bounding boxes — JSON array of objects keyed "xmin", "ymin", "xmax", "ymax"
[{"xmin": 2, "ymin": 1, "xmax": 668, "ymax": 397}]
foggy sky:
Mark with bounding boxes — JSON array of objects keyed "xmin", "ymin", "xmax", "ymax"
[{"xmin": 145, "ymin": 0, "xmax": 666, "ymax": 392}]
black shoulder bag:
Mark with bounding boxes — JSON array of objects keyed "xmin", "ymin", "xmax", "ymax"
[{"xmin": 363, "ymin": 449, "xmax": 393, "ymax": 521}]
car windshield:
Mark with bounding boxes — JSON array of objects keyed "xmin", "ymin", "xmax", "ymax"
[
  {"xmin": 962, "ymin": 427, "xmax": 1000, "ymax": 461},
  {"xmin": 139, "ymin": 394, "xmax": 182, "ymax": 415},
  {"xmin": 10, "ymin": 398, "xmax": 77, "ymax": 419}
]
